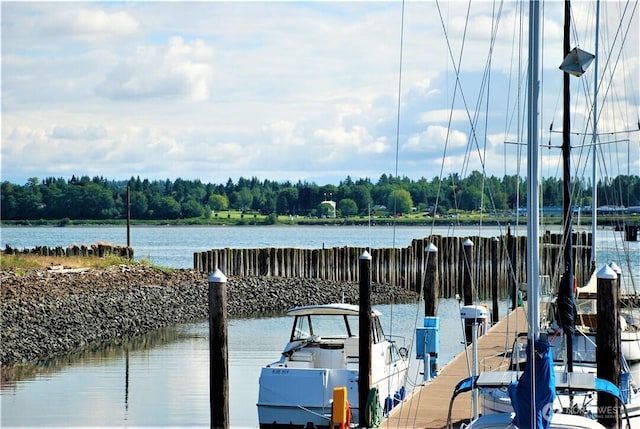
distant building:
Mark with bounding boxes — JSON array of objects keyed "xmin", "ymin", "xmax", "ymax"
[
  {"xmin": 597, "ymin": 205, "xmax": 627, "ymax": 215},
  {"xmin": 321, "ymin": 200, "xmax": 336, "ymax": 218}
]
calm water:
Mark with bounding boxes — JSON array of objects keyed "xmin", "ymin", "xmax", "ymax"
[
  {"xmin": 1, "ymin": 224, "xmax": 637, "ymax": 288},
  {"xmin": 0, "ymin": 224, "xmax": 521, "ymax": 269},
  {"xmin": 1, "ymin": 301, "xmax": 509, "ymax": 428},
  {"xmin": 0, "ymin": 225, "xmax": 637, "ymax": 427}
]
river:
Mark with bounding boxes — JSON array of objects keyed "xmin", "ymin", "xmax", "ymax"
[
  {"xmin": 2, "ymin": 223, "xmax": 637, "ymax": 288},
  {"xmin": 1, "ymin": 224, "xmax": 518, "ymax": 269},
  {"xmin": 1, "ymin": 225, "xmax": 638, "ymax": 427},
  {"xmin": 2, "ymin": 300, "xmax": 506, "ymax": 428}
]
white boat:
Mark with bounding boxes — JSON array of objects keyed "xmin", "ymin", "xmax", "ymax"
[
  {"xmin": 540, "ymin": 0, "xmax": 640, "ymax": 422},
  {"xmin": 480, "ymin": 332, "xmax": 640, "ymax": 423},
  {"xmin": 461, "ymin": 411, "xmax": 616, "ymax": 429},
  {"xmin": 256, "ymin": 303, "xmax": 409, "ymax": 428},
  {"xmin": 458, "ymin": 334, "xmax": 634, "ymax": 428},
  {"xmin": 548, "ymin": 271, "xmax": 640, "ymax": 364}
]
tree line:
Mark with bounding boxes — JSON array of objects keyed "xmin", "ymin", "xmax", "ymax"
[{"xmin": 1, "ymin": 173, "xmax": 638, "ymax": 221}]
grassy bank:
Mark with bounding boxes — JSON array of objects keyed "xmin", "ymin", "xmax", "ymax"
[
  {"xmin": 1, "ymin": 212, "xmax": 637, "ymax": 227},
  {"xmin": 0, "ymin": 253, "xmax": 147, "ymax": 271}
]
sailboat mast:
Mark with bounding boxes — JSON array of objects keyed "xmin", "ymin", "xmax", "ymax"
[
  {"xmin": 591, "ymin": 0, "xmax": 601, "ymax": 269},
  {"xmin": 562, "ymin": 0, "xmax": 575, "ymax": 374},
  {"xmin": 527, "ymin": 0, "xmax": 541, "ymax": 342},
  {"xmin": 526, "ymin": 3, "xmax": 542, "ymax": 426}
]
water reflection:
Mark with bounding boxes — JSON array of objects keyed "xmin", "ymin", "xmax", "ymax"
[
  {"xmin": 0, "ymin": 301, "xmax": 497, "ymax": 428},
  {"xmin": 1, "ymin": 322, "xmax": 214, "ymax": 427},
  {"xmin": 1, "ymin": 323, "xmax": 203, "ymax": 388}
]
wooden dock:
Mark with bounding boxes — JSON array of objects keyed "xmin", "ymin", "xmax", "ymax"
[{"xmin": 386, "ymin": 307, "xmax": 528, "ymax": 429}]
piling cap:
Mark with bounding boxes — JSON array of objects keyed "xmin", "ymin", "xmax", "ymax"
[
  {"xmin": 608, "ymin": 261, "xmax": 622, "ymax": 275},
  {"xmin": 463, "ymin": 238, "xmax": 474, "ymax": 247},
  {"xmin": 208, "ymin": 268, "xmax": 227, "ymax": 283},
  {"xmin": 597, "ymin": 264, "xmax": 617, "ymax": 280},
  {"xmin": 425, "ymin": 242, "xmax": 438, "ymax": 253},
  {"xmin": 359, "ymin": 250, "xmax": 372, "ymax": 260}
]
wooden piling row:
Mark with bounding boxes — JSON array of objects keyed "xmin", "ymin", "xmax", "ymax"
[
  {"xmin": 4, "ymin": 242, "xmax": 134, "ymax": 259},
  {"xmin": 194, "ymin": 232, "xmax": 595, "ymax": 300}
]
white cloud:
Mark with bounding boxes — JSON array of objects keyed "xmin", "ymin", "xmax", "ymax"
[
  {"xmin": 2, "ymin": 4, "xmax": 140, "ymax": 49},
  {"xmin": 315, "ymin": 126, "xmax": 365, "ymax": 150},
  {"xmin": 51, "ymin": 125, "xmax": 108, "ymax": 141},
  {"xmin": 262, "ymin": 121, "xmax": 306, "ymax": 146},
  {"xmin": 1, "ymin": 1, "xmax": 637, "ymax": 186},
  {"xmin": 419, "ymin": 109, "xmax": 469, "ymax": 124},
  {"xmin": 96, "ymin": 37, "xmax": 214, "ymax": 101},
  {"xmin": 41, "ymin": 7, "xmax": 140, "ymax": 41},
  {"xmin": 403, "ymin": 125, "xmax": 468, "ymax": 153}
]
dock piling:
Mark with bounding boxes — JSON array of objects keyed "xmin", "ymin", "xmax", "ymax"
[
  {"xmin": 208, "ymin": 269, "xmax": 229, "ymax": 429},
  {"xmin": 491, "ymin": 237, "xmax": 499, "ymax": 324},
  {"xmin": 596, "ymin": 264, "xmax": 620, "ymax": 428},
  {"xmin": 424, "ymin": 242, "xmax": 439, "ymax": 317},
  {"xmin": 462, "ymin": 238, "xmax": 474, "ymax": 345},
  {"xmin": 358, "ymin": 250, "xmax": 372, "ymax": 427}
]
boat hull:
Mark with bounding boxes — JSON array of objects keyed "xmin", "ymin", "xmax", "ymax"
[
  {"xmin": 622, "ymin": 330, "xmax": 640, "ymax": 363},
  {"xmin": 257, "ymin": 367, "xmax": 357, "ymax": 428},
  {"xmin": 481, "ymin": 384, "xmax": 640, "ymax": 426},
  {"xmin": 464, "ymin": 411, "xmax": 610, "ymax": 429},
  {"xmin": 257, "ymin": 365, "xmax": 407, "ymax": 428}
]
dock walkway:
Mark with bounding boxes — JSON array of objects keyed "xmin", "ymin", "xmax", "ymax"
[{"xmin": 386, "ymin": 307, "xmax": 528, "ymax": 428}]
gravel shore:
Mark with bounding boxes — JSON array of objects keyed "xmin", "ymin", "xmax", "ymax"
[{"xmin": 0, "ymin": 266, "xmax": 418, "ymax": 364}]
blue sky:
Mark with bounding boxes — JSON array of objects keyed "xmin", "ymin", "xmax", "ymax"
[{"xmin": 2, "ymin": 1, "xmax": 638, "ymax": 186}]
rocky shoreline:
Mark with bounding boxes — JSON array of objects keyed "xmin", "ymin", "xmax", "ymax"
[{"xmin": 0, "ymin": 266, "xmax": 418, "ymax": 365}]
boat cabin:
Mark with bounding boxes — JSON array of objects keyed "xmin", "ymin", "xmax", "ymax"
[
  {"xmin": 267, "ymin": 303, "xmax": 401, "ymax": 370},
  {"xmin": 258, "ymin": 303, "xmax": 409, "ymax": 428}
]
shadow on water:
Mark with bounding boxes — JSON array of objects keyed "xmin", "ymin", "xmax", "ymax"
[
  {"xmin": 0, "ymin": 309, "xmax": 290, "ymax": 389},
  {"xmin": 0, "ymin": 322, "xmax": 206, "ymax": 388},
  {"xmin": 1, "ymin": 299, "xmax": 420, "ymax": 388}
]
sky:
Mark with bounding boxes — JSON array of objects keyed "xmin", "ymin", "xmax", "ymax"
[{"xmin": 2, "ymin": 1, "xmax": 638, "ymax": 187}]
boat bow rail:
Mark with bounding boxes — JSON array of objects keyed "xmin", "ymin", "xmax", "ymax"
[{"xmin": 473, "ymin": 371, "xmax": 631, "ymax": 420}]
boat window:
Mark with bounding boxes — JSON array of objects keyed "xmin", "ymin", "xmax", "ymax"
[
  {"xmin": 344, "ymin": 315, "xmax": 356, "ymax": 337},
  {"xmin": 310, "ymin": 315, "xmax": 352, "ymax": 338},
  {"xmin": 576, "ymin": 298, "xmax": 596, "ymax": 315},
  {"xmin": 372, "ymin": 317, "xmax": 385, "ymax": 344},
  {"xmin": 291, "ymin": 314, "xmax": 353, "ymax": 341},
  {"xmin": 549, "ymin": 333, "xmax": 596, "ymax": 364},
  {"xmin": 291, "ymin": 316, "xmax": 311, "ymax": 341},
  {"xmin": 386, "ymin": 344, "xmax": 401, "ymax": 364}
]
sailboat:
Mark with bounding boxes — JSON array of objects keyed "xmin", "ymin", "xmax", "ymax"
[
  {"xmin": 448, "ymin": 1, "xmax": 632, "ymax": 428},
  {"xmin": 552, "ymin": 0, "xmax": 640, "ymax": 424},
  {"xmin": 542, "ymin": 0, "xmax": 640, "ymax": 422},
  {"xmin": 549, "ymin": 2, "xmax": 640, "ymax": 368},
  {"xmin": 543, "ymin": 0, "xmax": 640, "ymax": 368},
  {"xmin": 566, "ymin": 271, "xmax": 640, "ymax": 363}
]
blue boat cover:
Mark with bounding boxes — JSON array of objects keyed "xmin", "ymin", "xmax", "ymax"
[
  {"xmin": 594, "ymin": 377, "xmax": 624, "ymax": 403},
  {"xmin": 508, "ymin": 338, "xmax": 555, "ymax": 429},
  {"xmin": 453, "ymin": 376, "xmax": 476, "ymax": 395}
]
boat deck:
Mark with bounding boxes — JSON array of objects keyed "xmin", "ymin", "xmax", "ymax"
[{"xmin": 386, "ymin": 307, "xmax": 528, "ymax": 429}]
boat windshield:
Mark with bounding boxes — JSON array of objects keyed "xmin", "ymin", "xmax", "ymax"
[{"xmin": 291, "ymin": 314, "xmax": 357, "ymax": 341}]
